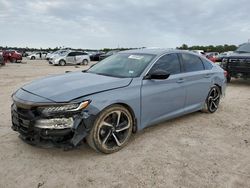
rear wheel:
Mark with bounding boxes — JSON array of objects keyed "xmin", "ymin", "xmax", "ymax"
[
  {"xmin": 31, "ymin": 56, "xmax": 35, "ymax": 60},
  {"xmin": 59, "ymin": 60, "xmax": 66, "ymax": 66},
  {"xmin": 86, "ymin": 105, "xmax": 133, "ymax": 154},
  {"xmin": 202, "ymin": 86, "xmax": 221, "ymax": 113},
  {"xmin": 82, "ymin": 59, "xmax": 88, "ymax": 65}
]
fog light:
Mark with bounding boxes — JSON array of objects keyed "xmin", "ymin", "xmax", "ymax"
[{"xmin": 35, "ymin": 118, "xmax": 74, "ymax": 129}]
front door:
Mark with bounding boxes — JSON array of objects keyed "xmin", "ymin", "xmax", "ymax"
[
  {"xmin": 141, "ymin": 53, "xmax": 186, "ymax": 128},
  {"xmin": 66, "ymin": 52, "xmax": 76, "ymax": 64}
]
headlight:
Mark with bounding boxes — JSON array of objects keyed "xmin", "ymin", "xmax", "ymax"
[
  {"xmin": 35, "ymin": 117, "xmax": 74, "ymax": 129},
  {"xmin": 38, "ymin": 101, "xmax": 90, "ymax": 114},
  {"xmin": 222, "ymin": 58, "xmax": 228, "ymax": 63}
]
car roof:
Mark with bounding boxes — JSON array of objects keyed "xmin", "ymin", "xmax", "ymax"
[{"xmin": 119, "ymin": 48, "xmax": 190, "ymax": 56}]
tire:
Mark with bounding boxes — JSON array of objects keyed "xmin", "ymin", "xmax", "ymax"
[
  {"xmin": 31, "ymin": 56, "xmax": 35, "ymax": 60},
  {"xmin": 59, "ymin": 60, "xmax": 66, "ymax": 66},
  {"xmin": 227, "ymin": 75, "xmax": 231, "ymax": 83},
  {"xmin": 202, "ymin": 85, "xmax": 221, "ymax": 113},
  {"xmin": 11, "ymin": 58, "xmax": 17, "ymax": 63},
  {"xmin": 86, "ymin": 105, "xmax": 133, "ymax": 154},
  {"xmin": 82, "ymin": 59, "xmax": 88, "ymax": 65}
]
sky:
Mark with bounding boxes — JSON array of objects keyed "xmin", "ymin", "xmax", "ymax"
[{"xmin": 0, "ymin": 0, "xmax": 250, "ymax": 49}]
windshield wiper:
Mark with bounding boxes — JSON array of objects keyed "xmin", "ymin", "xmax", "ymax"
[{"xmin": 95, "ymin": 73, "xmax": 120, "ymax": 78}]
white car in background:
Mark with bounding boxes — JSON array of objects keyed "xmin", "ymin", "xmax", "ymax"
[
  {"xmin": 27, "ymin": 52, "xmax": 48, "ymax": 60},
  {"xmin": 46, "ymin": 50, "xmax": 69, "ymax": 60},
  {"xmin": 49, "ymin": 51, "xmax": 90, "ymax": 66},
  {"xmin": 192, "ymin": 50, "xmax": 205, "ymax": 56}
]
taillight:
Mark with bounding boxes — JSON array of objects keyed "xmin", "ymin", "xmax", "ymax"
[{"xmin": 224, "ymin": 71, "xmax": 228, "ymax": 77}]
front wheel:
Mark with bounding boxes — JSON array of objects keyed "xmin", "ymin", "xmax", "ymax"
[
  {"xmin": 86, "ymin": 105, "xmax": 133, "ymax": 154},
  {"xmin": 59, "ymin": 60, "xmax": 66, "ymax": 66},
  {"xmin": 203, "ymin": 86, "xmax": 221, "ymax": 113},
  {"xmin": 11, "ymin": 58, "xmax": 17, "ymax": 63}
]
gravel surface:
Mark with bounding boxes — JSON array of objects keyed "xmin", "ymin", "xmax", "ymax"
[{"xmin": 0, "ymin": 60, "xmax": 249, "ymax": 188}]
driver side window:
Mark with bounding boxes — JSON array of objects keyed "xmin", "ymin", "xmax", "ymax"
[{"xmin": 150, "ymin": 53, "xmax": 181, "ymax": 74}]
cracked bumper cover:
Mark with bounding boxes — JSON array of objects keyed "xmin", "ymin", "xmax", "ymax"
[{"xmin": 11, "ymin": 101, "xmax": 97, "ymax": 149}]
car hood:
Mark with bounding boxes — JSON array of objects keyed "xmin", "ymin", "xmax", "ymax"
[
  {"xmin": 22, "ymin": 72, "xmax": 132, "ymax": 103},
  {"xmin": 100, "ymin": 54, "xmax": 109, "ymax": 57}
]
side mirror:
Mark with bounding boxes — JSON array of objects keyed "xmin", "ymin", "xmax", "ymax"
[{"xmin": 144, "ymin": 69, "xmax": 170, "ymax": 80}]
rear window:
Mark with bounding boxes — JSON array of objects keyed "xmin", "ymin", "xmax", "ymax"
[
  {"xmin": 201, "ymin": 58, "xmax": 213, "ymax": 70},
  {"xmin": 181, "ymin": 53, "xmax": 205, "ymax": 72}
]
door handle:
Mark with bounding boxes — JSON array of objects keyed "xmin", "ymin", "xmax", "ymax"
[{"xmin": 177, "ymin": 78, "xmax": 185, "ymax": 83}]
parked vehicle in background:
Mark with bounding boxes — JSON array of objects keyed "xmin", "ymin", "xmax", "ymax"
[
  {"xmin": 46, "ymin": 50, "xmax": 69, "ymax": 60},
  {"xmin": 99, "ymin": 50, "xmax": 120, "ymax": 61},
  {"xmin": 21, "ymin": 51, "xmax": 33, "ymax": 57},
  {"xmin": 11, "ymin": 49, "xmax": 226, "ymax": 153},
  {"xmin": 27, "ymin": 52, "xmax": 48, "ymax": 60},
  {"xmin": 89, "ymin": 51, "xmax": 105, "ymax": 61},
  {"xmin": 192, "ymin": 50, "xmax": 205, "ymax": 56},
  {"xmin": 215, "ymin": 51, "xmax": 234, "ymax": 62},
  {"xmin": 0, "ymin": 53, "xmax": 4, "ymax": 66},
  {"xmin": 49, "ymin": 51, "xmax": 90, "ymax": 66},
  {"xmin": 2, "ymin": 50, "xmax": 22, "ymax": 63},
  {"xmin": 221, "ymin": 43, "xmax": 250, "ymax": 82},
  {"xmin": 206, "ymin": 52, "xmax": 219, "ymax": 63}
]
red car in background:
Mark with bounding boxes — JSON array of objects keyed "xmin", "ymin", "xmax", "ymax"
[
  {"xmin": 0, "ymin": 53, "xmax": 4, "ymax": 66},
  {"xmin": 2, "ymin": 50, "xmax": 22, "ymax": 63}
]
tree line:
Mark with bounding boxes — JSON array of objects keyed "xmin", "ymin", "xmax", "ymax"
[
  {"xmin": 0, "ymin": 46, "xmax": 138, "ymax": 53},
  {"xmin": 0, "ymin": 44, "xmax": 238, "ymax": 53},
  {"xmin": 177, "ymin": 44, "xmax": 237, "ymax": 53}
]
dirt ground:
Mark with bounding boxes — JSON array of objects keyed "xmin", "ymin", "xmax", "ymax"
[{"xmin": 0, "ymin": 60, "xmax": 249, "ymax": 188}]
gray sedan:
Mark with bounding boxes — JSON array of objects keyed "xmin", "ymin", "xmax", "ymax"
[{"xmin": 11, "ymin": 49, "xmax": 226, "ymax": 153}]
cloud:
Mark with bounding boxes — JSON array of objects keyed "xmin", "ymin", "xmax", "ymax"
[{"xmin": 0, "ymin": 0, "xmax": 250, "ymax": 48}]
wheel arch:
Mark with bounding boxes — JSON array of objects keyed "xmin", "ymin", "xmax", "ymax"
[
  {"xmin": 59, "ymin": 59, "xmax": 66, "ymax": 62},
  {"xmin": 214, "ymin": 83, "xmax": 222, "ymax": 95},
  {"xmin": 115, "ymin": 102, "xmax": 138, "ymax": 133}
]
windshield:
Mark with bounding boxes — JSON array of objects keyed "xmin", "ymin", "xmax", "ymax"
[
  {"xmin": 106, "ymin": 51, "xmax": 115, "ymax": 55},
  {"xmin": 87, "ymin": 53, "xmax": 156, "ymax": 78},
  {"xmin": 236, "ymin": 43, "xmax": 250, "ymax": 53},
  {"xmin": 58, "ymin": 51, "xmax": 68, "ymax": 56}
]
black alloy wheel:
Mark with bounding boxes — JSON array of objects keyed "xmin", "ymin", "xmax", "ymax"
[{"xmin": 87, "ymin": 105, "xmax": 133, "ymax": 154}]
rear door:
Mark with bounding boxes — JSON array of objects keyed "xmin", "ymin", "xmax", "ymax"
[
  {"xmin": 75, "ymin": 52, "xmax": 87, "ymax": 64},
  {"xmin": 141, "ymin": 53, "xmax": 186, "ymax": 128},
  {"xmin": 180, "ymin": 53, "xmax": 212, "ymax": 110}
]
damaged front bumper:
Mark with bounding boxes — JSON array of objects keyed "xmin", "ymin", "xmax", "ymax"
[{"xmin": 11, "ymin": 100, "xmax": 96, "ymax": 149}]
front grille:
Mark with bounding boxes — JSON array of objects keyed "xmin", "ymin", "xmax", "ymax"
[
  {"xmin": 11, "ymin": 103, "xmax": 36, "ymax": 136},
  {"xmin": 228, "ymin": 58, "xmax": 250, "ymax": 73}
]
